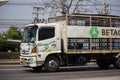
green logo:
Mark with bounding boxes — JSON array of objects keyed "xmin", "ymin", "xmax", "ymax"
[
  {"xmin": 44, "ymin": 44, "xmax": 49, "ymax": 50},
  {"xmin": 89, "ymin": 26, "xmax": 99, "ymax": 38}
]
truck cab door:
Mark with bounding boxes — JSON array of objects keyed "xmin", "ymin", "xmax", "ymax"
[{"xmin": 37, "ymin": 26, "xmax": 61, "ymax": 53}]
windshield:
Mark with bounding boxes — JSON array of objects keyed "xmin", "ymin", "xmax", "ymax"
[{"xmin": 22, "ymin": 25, "xmax": 38, "ymax": 43}]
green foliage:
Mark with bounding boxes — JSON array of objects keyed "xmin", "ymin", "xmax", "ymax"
[
  {"xmin": 1, "ymin": 26, "xmax": 22, "ymax": 40},
  {"xmin": 0, "ymin": 26, "xmax": 23, "ymax": 52}
]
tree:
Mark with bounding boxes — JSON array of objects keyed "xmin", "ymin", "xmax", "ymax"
[
  {"xmin": 1, "ymin": 26, "xmax": 22, "ymax": 40},
  {"xmin": 0, "ymin": 26, "xmax": 22, "ymax": 52},
  {"xmin": 40, "ymin": 0, "xmax": 101, "ymax": 17}
]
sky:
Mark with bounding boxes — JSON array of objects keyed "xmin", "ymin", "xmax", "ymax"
[
  {"xmin": 0, "ymin": 0, "xmax": 120, "ymax": 33},
  {"xmin": 0, "ymin": 0, "xmax": 42, "ymax": 33}
]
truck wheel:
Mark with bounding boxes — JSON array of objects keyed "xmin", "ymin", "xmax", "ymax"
[
  {"xmin": 96, "ymin": 59, "xmax": 110, "ymax": 69},
  {"xmin": 44, "ymin": 56, "xmax": 60, "ymax": 72},
  {"xmin": 32, "ymin": 66, "xmax": 43, "ymax": 71},
  {"xmin": 114, "ymin": 57, "xmax": 120, "ymax": 69}
]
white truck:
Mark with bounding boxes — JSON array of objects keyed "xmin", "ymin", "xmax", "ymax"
[{"xmin": 20, "ymin": 14, "xmax": 120, "ymax": 71}]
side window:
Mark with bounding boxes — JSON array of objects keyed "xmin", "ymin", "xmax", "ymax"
[{"xmin": 38, "ymin": 27, "xmax": 55, "ymax": 40}]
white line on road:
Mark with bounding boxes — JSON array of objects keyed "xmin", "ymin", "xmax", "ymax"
[{"xmin": 64, "ymin": 76, "xmax": 120, "ymax": 80}]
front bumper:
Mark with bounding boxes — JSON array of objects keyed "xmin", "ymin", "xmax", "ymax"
[{"xmin": 20, "ymin": 56, "xmax": 37, "ymax": 67}]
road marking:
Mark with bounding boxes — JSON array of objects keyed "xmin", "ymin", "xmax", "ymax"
[{"xmin": 64, "ymin": 76, "xmax": 120, "ymax": 80}]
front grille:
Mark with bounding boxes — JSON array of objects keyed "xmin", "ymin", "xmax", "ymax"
[
  {"xmin": 22, "ymin": 53, "xmax": 29, "ymax": 55},
  {"xmin": 21, "ymin": 50, "xmax": 30, "ymax": 55}
]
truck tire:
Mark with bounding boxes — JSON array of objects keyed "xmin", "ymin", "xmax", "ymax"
[
  {"xmin": 96, "ymin": 59, "xmax": 110, "ymax": 69},
  {"xmin": 114, "ymin": 57, "xmax": 120, "ymax": 69},
  {"xmin": 44, "ymin": 56, "xmax": 60, "ymax": 72}
]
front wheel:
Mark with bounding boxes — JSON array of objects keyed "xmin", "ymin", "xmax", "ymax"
[{"xmin": 44, "ymin": 56, "xmax": 60, "ymax": 72}]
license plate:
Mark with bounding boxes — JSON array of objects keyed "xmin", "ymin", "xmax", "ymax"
[{"xmin": 21, "ymin": 58, "xmax": 27, "ymax": 62}]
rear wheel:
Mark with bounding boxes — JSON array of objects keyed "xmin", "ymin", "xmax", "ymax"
[
  {"xmin": 44, "ymin": 56, "xmax": 60, "ymax": 72},
  {"xmin": 113, "ymin": 57, "xmax": 120, "ymax": 69},
  {"xmin": 96, "ymin": 59, "xmax": 111, "ymax": 69}
]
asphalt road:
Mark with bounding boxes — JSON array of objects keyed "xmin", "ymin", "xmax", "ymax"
[{"xmin": 0, "ymin": 64, "xmax": 120, "ymax": 80}]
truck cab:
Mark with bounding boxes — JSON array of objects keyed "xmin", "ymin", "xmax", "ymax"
[{"xmin": 20, "ymin": 23, "xmax": 62, "ymax": 71}]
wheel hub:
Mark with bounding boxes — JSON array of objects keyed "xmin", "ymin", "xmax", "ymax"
[{"xmin": 48, "ymin": 60, "xmax": 57, "ymax": 68}]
